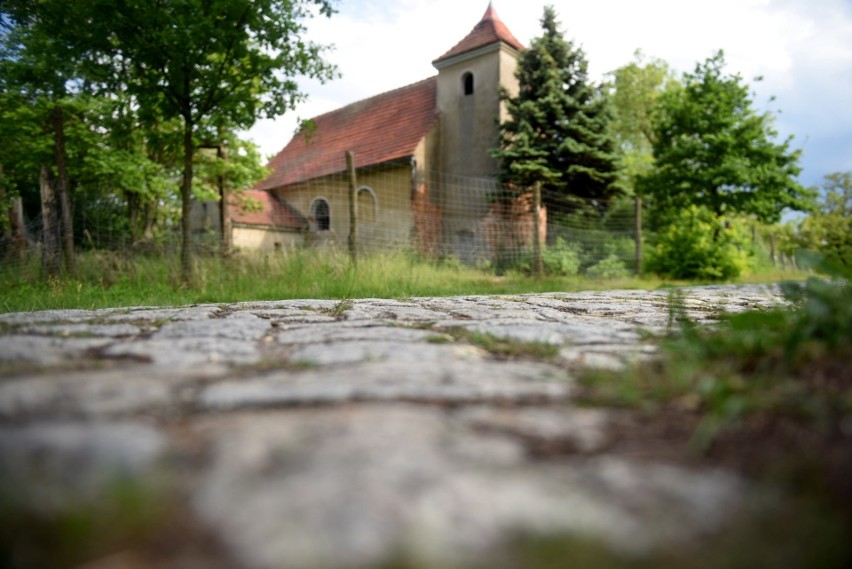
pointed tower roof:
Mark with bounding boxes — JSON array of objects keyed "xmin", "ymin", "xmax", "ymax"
[{"xmin": 433, "ymin": 2, "xmax": 524, "ymax": 66}]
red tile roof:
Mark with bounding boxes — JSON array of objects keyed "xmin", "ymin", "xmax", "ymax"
[
  {"xmin": 255, "ymin": 77, "xmax": 439, "ymax": 191},
  {"xmin": 433, "ymin": 3, "xmax": 524, "ymax": 65},
  {"xmin": 230, "ymin": 189, "xmax": 307, "ymax": 230}
]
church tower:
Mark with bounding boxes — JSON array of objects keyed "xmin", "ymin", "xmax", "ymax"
[
  {"xmin": 431, "ymin": 3, "xmax": 524, "ymax": 262},
  {"xmin": 432, "ymin": 2, "xmax": 524, "ymax": 179}
]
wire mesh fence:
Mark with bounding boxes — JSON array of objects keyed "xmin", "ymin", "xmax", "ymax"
[{"xmin": 2, "ymin": 159, "xmax": 791, "ymax": 282}]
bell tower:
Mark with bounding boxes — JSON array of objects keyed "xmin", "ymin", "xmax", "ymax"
[{"xmin": 432, "ymin": 2, "xmax": 523, "ymax": 179}]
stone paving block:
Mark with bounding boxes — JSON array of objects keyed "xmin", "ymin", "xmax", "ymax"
[
  {"xmin": 191, "ymin": 406, "xmax": 744, "ymax": 569},
  {"xmin": 0, "ymin": 308, "xmax": 108, "ymax": 324},
  {"xmin": 154, "ymin": 317, "xmax": 271, "ymax": 341},
  {"xmin": 452, "ymin": 319, "xmax": 642, "ymax": 347},
  {"xmin": 198, "ymin": 359, "xmax": 572, "ymax": 410},
  {"xmin": 0, "ymin": 369, "xmax": 177, "ymax": 419},
  {"xmin": 343, "ymin": 300, "xmax": 453, "ymax": 322},
  {"xmin": 0, "ymin": 335, "xmax": 114, "ymax": 366},
  {"xmin": 103, "ymin": 305, "xmax": 221, "ymax": 323},
  {"xmin": 456, "ymin": 405, "xmax": 612, "ymax": 454},
  {"xmin": 275, "ymin": 322, "xmax": 439, "ymax": 345},
  {"xmin": 19, "ymin": 323, "xmax": 142, "ymax": 337},
  {"xmin": 288, "ymin": 339, "xmax": 485, "ymax": 366},
  {"xmin": 102, "ymin": 337, "xmax": 261, "ymax": 367},
  {"xmin": 241, "ymin": 308, "xmax": 338, "ymax": 324}
]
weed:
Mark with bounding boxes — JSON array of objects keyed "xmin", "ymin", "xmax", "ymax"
[
  {"xmin": 323, "ymin": 299, "xmax": 353, "ymax": 320},
  {"xmin": 441, "ymin": 327, "xmax": 559, "ymax": 360},
  {"xmin": 579, "ymin": 258, "xmax": 852, "ymax": 451}
]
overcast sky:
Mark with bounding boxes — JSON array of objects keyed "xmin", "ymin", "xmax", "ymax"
[{"xmin": 245, "ymin": 0, "xmax": 852, "ymax": 190}]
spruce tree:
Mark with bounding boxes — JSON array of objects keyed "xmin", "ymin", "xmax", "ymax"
[{"xmin": 494, "ymin": 6, "xmax": 622, "ymax": 215}]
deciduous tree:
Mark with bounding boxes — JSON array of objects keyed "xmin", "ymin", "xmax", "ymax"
[
  {"xmin": 55, "ymin": 0, "xmax": 337, "ymax": 281},
  {"xmin": 639, "ymin": 51, "xmax": 811, "ymax": 226},
  {"xmin": 798, "ymin": 172, "xmax": 852, "ymax": 267}
]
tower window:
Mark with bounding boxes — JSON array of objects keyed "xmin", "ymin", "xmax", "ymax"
[{"xmin": 462, "ymin": 72, "xmax": 474, "ymax": 96}]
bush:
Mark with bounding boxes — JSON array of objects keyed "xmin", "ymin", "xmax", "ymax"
[
  {"xmin": 586, "ymin": 253, "xmax": 630, "ymax": 279},
  {"xmin": 647, "ymin": 206, "xmax": 752, "ymax": 280},
  {"xmin": 541, "ymin": 237, "xmax": 582, "ymax": 276}
]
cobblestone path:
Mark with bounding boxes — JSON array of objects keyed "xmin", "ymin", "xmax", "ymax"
[{"xmin": 0, "ymin": 285, "xmax": 786, "ymax": 568}]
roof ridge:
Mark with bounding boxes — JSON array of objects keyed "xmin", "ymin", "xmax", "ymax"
[
  {"xmin": 432, "ymin": 2, "xmax": 524, "ymax": 65},
  {"xmin": 305, "ymin": 76, "xmax": 438, "ymax": 126}
]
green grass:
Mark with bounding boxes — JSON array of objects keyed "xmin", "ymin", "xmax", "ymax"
[
  {"xmin": 579, "ymin": 274, "xmax": 852, "ymax": 447},
  {"xmin": 0, "ymin": 249, "xmax": 661, "ymax": 313},
  {"xmin": 0, "ymin": 248, "xmax": 809, "ymax": 313}
]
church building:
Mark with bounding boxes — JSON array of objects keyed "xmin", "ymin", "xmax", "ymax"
[{"xmin": 232, "ymin": 3, "xmax": 541, "ymax": 262}]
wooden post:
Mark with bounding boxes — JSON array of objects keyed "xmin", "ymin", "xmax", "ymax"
[
  {"xmin": 533, "ymin": 182, "xmax": 543, "ymax": 278},
  {"xmin": 0, "ymin": 168, "xmax": 7, "ymax": 256},
  {"xmin": 769, "ymin": 231, "xmax": 777, "ymax": 267},
  {"xmin": 53, "ymin": 105, "xmax": 75, "ymax": 275},
  {"xmin": 346, "ymin": 151, "xmax": 358, "ymax": 268},
  {"xmin": 10, "ymin": 195, "xmax": 26, "ymax": 259},
  {"xmin": 218, "ymin": 139, "xmax": 232, "ymax": 257},
  {"xmin": 40, "ymin": 165, "xmax": 61, "ymax": 276},
  {"xmin": 634, "ymin": 195, "xmax": 643, "ymax": 275}
]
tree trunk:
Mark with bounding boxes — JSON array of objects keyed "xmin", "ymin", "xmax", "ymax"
[
  {"xmin": 128, "ymin": 191, "xmax": 140, "ymax": 246},
  {"xmin": 40, "ymin": 165, "xmax": 61, "ymax": 276},
  {"xmin": 53, "ymin": 105, "xmax": 75, "ymax": 275},
  {"xmin": 143, "ymin": 199, "xmax": 157, "ymax": 242},
  {"xmin": 181, "ymin": 117, "xmax": 194, "ymax": 283}
]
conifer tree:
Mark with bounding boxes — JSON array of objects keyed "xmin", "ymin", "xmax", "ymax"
[{"xmin": 494, "ymin": 6, "xmax": 622, "ymax": 215}]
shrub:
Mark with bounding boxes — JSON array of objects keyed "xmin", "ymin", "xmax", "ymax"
[
  {"xmin": 647, "ymin": 205, "xmax": 752, "ymax": 280},
  {"xmin": 541, "ymin": 237, "xmax": 582, "ymax": 276},
  {"xmin": 586, "ymin": 253, "xmax": 630, "ymax": 279}
]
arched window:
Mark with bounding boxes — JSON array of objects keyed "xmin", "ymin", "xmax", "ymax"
[
  {"xmin": 310, "ymin": 197, "xmax": 330, "ymax": 231},
  {"xmin": 462, "ymin": 72, "xmax": 474, "ymax": 96},
  {"xmin": 357, "ymin": 186, "xmax": 378, "ymax": 224}
]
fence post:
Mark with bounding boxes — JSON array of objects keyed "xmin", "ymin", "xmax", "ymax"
[
  {"xmin": 40, "ymin": 165, "xmax": 61, "ymax": 276},
  {"xmin": 533, "ymin": 182, "xmax": 543, "ymax": 278},
  {"xmin": 635, "ymin": 195, "xmax": 643, "ymax": 275},
  {"xmin": 769, "ymin": 231, "xmax": 777, "ymax": 267},
  {"xmin": 218, "ymin": 139, "xmax": 232, "ymax": 257},
  {"xmin": 346, "ymin": 151, "xmax": 358, "ymax": 268},
  {"xmin": 10, "ymin": 195, "xmax": 26, "ymax": 259}
]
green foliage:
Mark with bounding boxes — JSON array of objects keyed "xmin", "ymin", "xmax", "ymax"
[
  {"xmin": 581, "ymin": 259, "xmax": 852, "ymax": 451},
  {"xmin": 1, "ymin": 0, "xmax": 339, "ymax": 281},
  {"xmin": 550, "ymin": 201, "xmax": 637, "ymax": 271},
  {"xmin": 606, "ymin": 50, "xmax": 679, "ymax": 195},
  {"xmin": 193, "ymin": 137, "xmax": 270, "ymax": 201},
  {"xmin": 586, "ymin": 253, "xmax": 629, "ymax": 279},
  {"xmin": 796, "ymin": 171, "xmax": 851, "ymax": 267},
  {"xmin": 640, "ymin": 51, "xmax": 811, "ymax": 225},
  {"xmin": 646, "ymin": 205, "xmax": 752, "ymax": 280},
  {"xmin": 493, "ymin": 6, "xmax": 623, "ymax": 213},
  {"xmin": 541, "ymin": 237, "xmax": 582, "ymax": 276}
]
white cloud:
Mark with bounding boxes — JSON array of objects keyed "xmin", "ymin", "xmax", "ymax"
[{"xmin": 245, "ymin": 0, "xmax": 852, "ymax": 185}]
